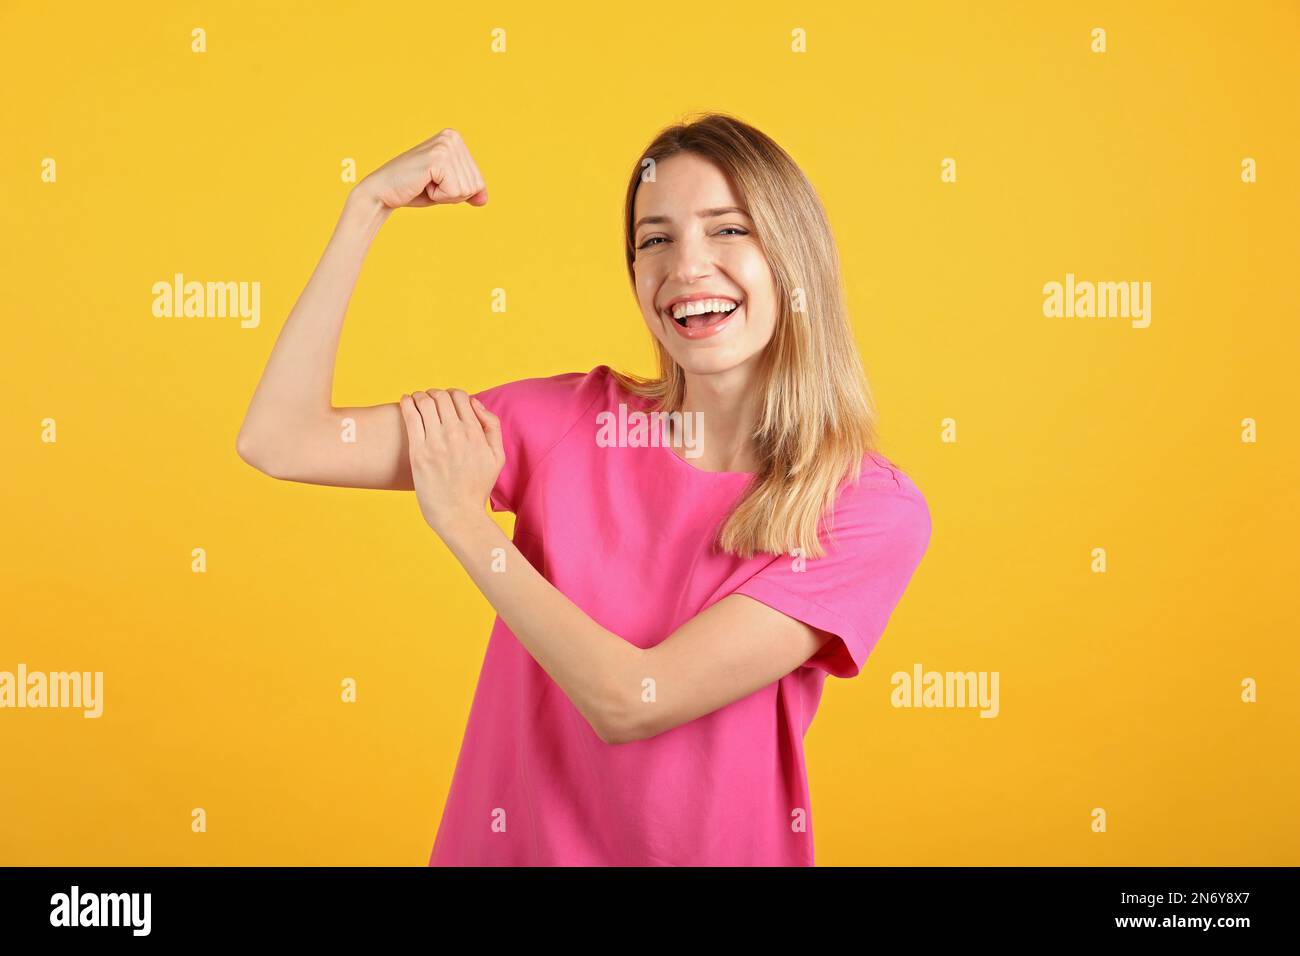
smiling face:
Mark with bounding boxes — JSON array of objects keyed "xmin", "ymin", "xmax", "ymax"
[{"xmin": 631, "ymin": 152, "xmax": 779, "ymax": 379}]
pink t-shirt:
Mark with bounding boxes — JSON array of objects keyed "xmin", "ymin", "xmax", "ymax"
[{"xmin": 428, "ymin": 365, "xmax": 931, "ymax": 866}]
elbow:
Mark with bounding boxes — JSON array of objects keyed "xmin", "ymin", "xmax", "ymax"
[
  {"xmin": 235, "ymin": 428, "xmax": 278, "ymax": 478},
  {"xmin": 597, "ymin": 718, "xmax": 639, "ymax": 747},
  {"xmin": 596, "ymin": 710, "xmax": 639, "ymax": 746},
  {"xmin": 591, "ymin": 674, "xmax": 644, "ymax": 746},
  {"xmin": 597, "ymin": 681, "xmax": 667, "ymax": 746},
  {"xmin": 235, "ymin": 428, "xmax": 257, "ymax": 466}
]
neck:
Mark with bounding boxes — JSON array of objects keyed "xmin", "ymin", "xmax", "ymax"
[{"xmin": 674, "ymin": 361, "xmax": 763, "ymax": 473}]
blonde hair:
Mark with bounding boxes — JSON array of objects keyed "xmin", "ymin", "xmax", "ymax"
[{"xmin": 614, "ymin": 112, "xmax": 880, "ymax": 559}]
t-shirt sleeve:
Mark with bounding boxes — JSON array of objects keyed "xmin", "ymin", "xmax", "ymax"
[
  {"xmin": 470, "ymin": 366, "xmax": 609, "ymax": 514},
  {"xmin": 731, "ymin": 467, "xmax": 932, "ymax": 679}
]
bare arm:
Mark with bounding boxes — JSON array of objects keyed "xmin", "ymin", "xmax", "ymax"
[
  {"xmin": 447, "ymin": 511, "xmax": 832, "ymax": 745},
  {"xmin": 235, "ymin": 194, "xmax": 410, "ymax": 487},
  {"xmin": 236, "ymin": 129, "xmax": 487, "ymax": 489},
  {"xmin": 397, "ymin": 388, "xmax": 835, "ymax": 745}
]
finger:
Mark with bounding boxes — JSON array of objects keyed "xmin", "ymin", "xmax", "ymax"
[
  {"xmin": 454, "ymin": 150, "xmax": 481, "ymax": 204},
  {"xmin": 397, "ymin": 394, "xmax": 425, "ymax": 444},
  {"xmin": 429, "ymin": 177, "xmax": 458, "ymax": 204},
  {"xmin": 412, "ymin": 390, "xmax": 439, "ymax": 427},
  {"xmin": 425, "ymin": 154, "xmax": 451, "ymax": 202},
  {"xmin": 426, "ymin": 168, "xmax": 450, "ymax": 202},
  {"xmin": 416, "ymin": 390, "xmax": 451, "ymax": 450},
  {"xmin": 450, "ymin": 148, "xmax": 476, "ymax": 198},
  {"xmin": 428, "ymin": 157, "xmax": 463, "ymax": 204},
  {"xmin": 445, "ymin": 153, "xmax": 469, "ymax": 203},
  {"xmin": 449, "ymin": 389, "xmax": 484, "ymax": 438},
  {"xmin": 431, "ymin": 389, "xmax": 458, "ymax": 425},
  {"xmin": 465, "ymin": 158, "xmax": 488, "ymax": 205},
  {"xmin": 471, "ymin": 396, "xmax": 505, "ymax": 462}
]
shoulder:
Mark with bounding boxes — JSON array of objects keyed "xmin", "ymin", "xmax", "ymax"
[
  {"xmin": 858, "ymin": 450, "xmax": 927, "ymax": 502},
  {"xmin": 471, "ymin": 366, "xmax": 622, "ymax": 512},
  {"xmin": 475, "ymin": 364, "xmax": 612, "ymax": 402},
  {"xmin": 823, "ymin": 450, "xmax": 932, "ymax": 554},
  {"xmin": 474, "ymin": 364, "xmax": 617, "ymax": 421}
]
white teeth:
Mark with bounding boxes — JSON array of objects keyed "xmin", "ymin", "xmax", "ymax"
[{"xmin": 670, "ymin": 298, "xmax": 739, "ymax": 320}]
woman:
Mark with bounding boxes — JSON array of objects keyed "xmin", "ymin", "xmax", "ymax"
[{"xmin": 236, "ymin": 114, "xmax": 932, "ymax": 866}]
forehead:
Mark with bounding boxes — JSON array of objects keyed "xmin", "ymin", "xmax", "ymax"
[{"xmin": 633, "ymin": 152, "xmax": 744, "ymax": 219}]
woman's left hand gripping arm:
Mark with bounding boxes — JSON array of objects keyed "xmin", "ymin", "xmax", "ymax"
[
  {"xmin": 397, "ymin": 388, "xmax": 833, "ymax": 745},
  {"xmin": 397, "ymin": 388, "xmax": 640, "ymax": 742}
]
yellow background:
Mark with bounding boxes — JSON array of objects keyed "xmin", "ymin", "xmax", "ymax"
[{"xmin": 2, "ymin": 0, "xmax": 1297, "ymax": 865}]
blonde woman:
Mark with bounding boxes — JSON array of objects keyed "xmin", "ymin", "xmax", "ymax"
[{"xmin": 236, "ymin": 114, "xmax": 932, "ymax": 866}]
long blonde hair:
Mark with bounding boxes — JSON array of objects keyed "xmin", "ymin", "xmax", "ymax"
[{"xmin": 613, "ymin": 112, "xmax": 880, "ymax": 559}]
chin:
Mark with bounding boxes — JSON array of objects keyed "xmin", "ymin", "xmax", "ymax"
[
  {"xmin": 644, "ymin": 312, "xmax": 771, "ymax": 377},
  {"xmin": 668, "ymin": 345, "xmax": 755, "ymax": 376}
]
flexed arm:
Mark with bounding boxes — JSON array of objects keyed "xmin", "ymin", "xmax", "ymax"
[{"xmin": 235, "ymin": 130, "xmax": 487, "ymax": 489}]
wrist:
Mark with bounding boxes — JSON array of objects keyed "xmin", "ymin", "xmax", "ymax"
[
  {"xmin": 341, "ymin": 185, "xmax": 392, "ymax": 237},
  {"xmin": 436, "ymin": 508, "xmax": 498, "ymax": 551}
]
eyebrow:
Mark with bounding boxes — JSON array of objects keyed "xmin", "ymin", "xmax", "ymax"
[{"xmin": 633, "ymin": 206, "xmax": 752, "ymax": 232}]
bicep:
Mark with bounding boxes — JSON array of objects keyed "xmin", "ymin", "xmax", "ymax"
[
  {"xmin": 631, "ymin": 594, "xmax": 833, "ymax": 741},
  {"xmin": 243, "ymin": 401, "xmax": 414, "ymax": 490}
]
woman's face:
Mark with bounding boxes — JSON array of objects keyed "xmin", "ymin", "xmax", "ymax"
[{"xmin": 631, "ymin": 152, "xmax": 779, "ymax": 379}]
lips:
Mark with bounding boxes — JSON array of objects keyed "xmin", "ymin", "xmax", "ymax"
[
  {"xmin": 662, "ymin": 292, "xmax": 739, "ymax": 313},
  {"xmin": 666, "ymin": 301, "xmax": 742, "ymax": 340}
]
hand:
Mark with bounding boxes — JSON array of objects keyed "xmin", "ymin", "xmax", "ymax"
[
  {"xmin": 398, "ymin": 388, "xmax": 504, "ymax": 538},
  {"xmin": 354, "ymin": 128, "xmax": 488, "ymax": 210}
]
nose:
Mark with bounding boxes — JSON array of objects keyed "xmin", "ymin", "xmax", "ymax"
[{"xmin": 666, "ymin": 230, "xmax": 715, "ymax": 283}]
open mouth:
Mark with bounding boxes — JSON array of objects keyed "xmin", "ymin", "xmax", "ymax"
[{"xmin": 667, "ymin": 298, "xmax": 741, "ymax": 331}]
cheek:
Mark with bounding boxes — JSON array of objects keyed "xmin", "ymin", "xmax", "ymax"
[
  {"xmin": 732, "ymin": 253, "xmax": 778, "ymax": 326},
  {"xmin": 636, "ymin": 274, "xmax": 659, "ymax": 322},
  {"xmin": 633, "ymin": 272, "xmax": 667, "ymax": 338}
]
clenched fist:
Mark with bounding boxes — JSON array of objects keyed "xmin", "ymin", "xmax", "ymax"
[{"xmin": 356, "ymin": 129, "xmax": 488, "ymax": 210}]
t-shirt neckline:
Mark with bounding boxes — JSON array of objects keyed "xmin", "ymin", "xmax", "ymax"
[
  {"xmin": 658, "ymin": 440, "xmax": 756, "ymax": 478},
  {"xmin": 609, "ymin": 369, "xmax": 757, "ymax": 478}
]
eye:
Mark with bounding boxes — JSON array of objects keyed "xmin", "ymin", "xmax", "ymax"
[{"xmin": 637, "ymin": 227, "xmax": 748, "ymax": 250}]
